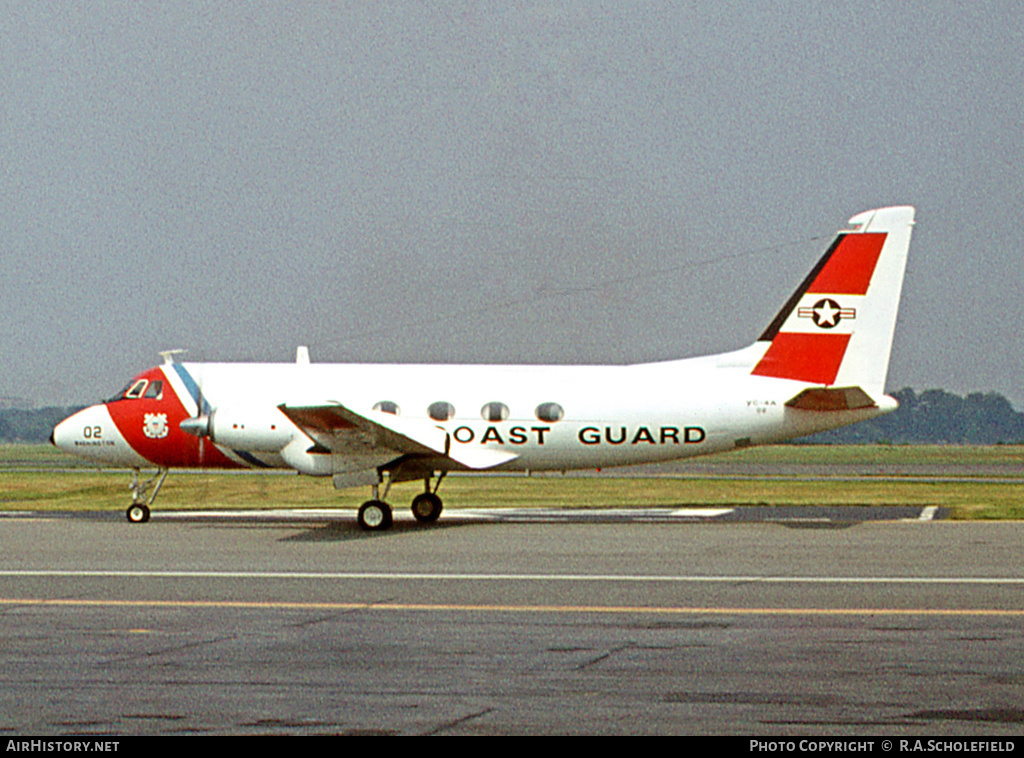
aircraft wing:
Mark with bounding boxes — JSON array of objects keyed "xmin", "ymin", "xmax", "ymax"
[{"xmin": 277, "ymin": 402, "xmax": 519, "ymax": 470}]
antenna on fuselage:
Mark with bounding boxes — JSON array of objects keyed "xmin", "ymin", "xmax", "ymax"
[
  {"xmin": 296, "ymin": 345, "xmax": 310, "ymax": 364},
  {"xmin": 159, "ymin": 349, "xmax": 188, "ymax": 365}
]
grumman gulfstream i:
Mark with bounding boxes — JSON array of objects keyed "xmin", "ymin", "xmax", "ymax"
[{"xmin": 52, "ymin": 206, "xmax": 915, "ymax": 530}]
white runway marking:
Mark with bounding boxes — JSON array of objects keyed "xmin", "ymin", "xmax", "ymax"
[
  {"xmin": 148, "ymin": 507, "xmax": 737, "ymax": 521},
  {"xmin": 0, "ymin": 505, "xmax": 941, "ymax": 524},
  {"xmin": 148, "ymin": 505, "xmax": 930, "ymax": 523},
  {"xmin": 448, "ymin": 507, "xmax": 735, "ymax": 521},
  {"xmin": 1, "ymin": 569, "xmax": 1022, "ymax": 585}
]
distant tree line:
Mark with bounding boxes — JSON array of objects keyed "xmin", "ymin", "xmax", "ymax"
[
  {"xmin": 2, "ymin": 389, "xmax": 1023, "ymax": 445},
  {"xmin": 0, "ymin": 407, "xmax": 82, "ymax": 444},
  {"xmin": 802, "ymin": 388, "xmax": 1024, "ymax": 444}
]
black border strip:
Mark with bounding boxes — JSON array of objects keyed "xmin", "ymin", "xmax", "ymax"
[{"xmin": 757, "ymin": 233, "xmax": 846, "ymax": 342}]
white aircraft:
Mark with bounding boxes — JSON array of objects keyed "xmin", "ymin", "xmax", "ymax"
[{"xmin": 52, "ymin": 206, "xmax": 915, "ymax": 530}]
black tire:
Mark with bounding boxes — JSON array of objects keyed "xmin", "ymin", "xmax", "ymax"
[
  {"xmin": 358, "ymin": 500, "xmax": 393, "ymax": 531},
  {"xmin": 411, "ymin": 492, "xmax": 443, "ymax": 523},
  {"xmin": 126, "ymin": 503, "xmax": 150, "ymax": 523}
]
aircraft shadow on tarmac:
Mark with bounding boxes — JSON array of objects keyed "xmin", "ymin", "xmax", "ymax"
[
  {"xmin": 137, "ymin": 502, "xmax": 943, "ymax": 542},
  {"xmin": 279, "ymin": 519, "xmax": 470, "ymax": 543}
]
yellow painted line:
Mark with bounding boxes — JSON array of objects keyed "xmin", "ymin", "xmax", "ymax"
[{"xmin": 0, "ymin": 597, "xmax": 1021, "ymax": 616}]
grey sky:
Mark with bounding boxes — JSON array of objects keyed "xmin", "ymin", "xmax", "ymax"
[{"xmin": 2, "ymin": 2, "xmax": 1022, "ymax": 407}]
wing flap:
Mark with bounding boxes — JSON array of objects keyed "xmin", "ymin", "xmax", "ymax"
[{"xmin": 278, "ymin": 403, "xmax": 518, "ymax": 470}]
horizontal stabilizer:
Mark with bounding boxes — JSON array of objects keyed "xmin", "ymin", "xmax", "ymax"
[{"xmin": 785, "ymin": 386, "xmax": 877, "ymax": 412}]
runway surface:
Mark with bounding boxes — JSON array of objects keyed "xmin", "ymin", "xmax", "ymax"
[{"xmin": 0, "ymin": 508, "xmax": 1022, "ymax": 735}]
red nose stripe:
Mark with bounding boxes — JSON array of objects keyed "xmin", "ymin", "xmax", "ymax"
[{"xmin": 105, "ymin": 367, "xmax": 241, "ymax": 468}]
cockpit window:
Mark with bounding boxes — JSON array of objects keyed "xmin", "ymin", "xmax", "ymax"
[
  {"xmin": 124, "ymin": 380, "xmax": 148, "ymax": 399},
  {"xmin": 104, "ymin": 376, "xmax": 163, "ymax": 403},
  {"xmin": 105, "ymin": 381, "xmax": 134, "ymax": 403}
]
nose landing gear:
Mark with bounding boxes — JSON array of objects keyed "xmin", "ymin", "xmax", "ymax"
[{"xmin": 126, "ymin": 467, "xmax": 168, "ymax": 523}]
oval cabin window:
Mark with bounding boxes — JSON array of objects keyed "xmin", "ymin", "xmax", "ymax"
[
  {"xmin": 535, "ymin": 402, "xmax": 564, "ymax": 423},
  {"xmin": 427, "ymin": 401, "xmax": 456, "ymax": 422},
  {"xmin": 481, "ymin": 402, "xmax": 510, "ymax": 422}
]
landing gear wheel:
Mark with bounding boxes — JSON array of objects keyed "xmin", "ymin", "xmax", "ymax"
[
  {"xmin": 411, "ymin": 492, "xmax": 443, "ymax": 523},
  {"xmin": 125, "ymin": 467, "xmax": 167, "ymax": 524},
  {"xmin": 358, "ymin": 500, "xmax": 393, "ymax": 531}
]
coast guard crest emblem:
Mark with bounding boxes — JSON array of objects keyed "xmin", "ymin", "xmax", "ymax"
[{"xmin": 143, "ymin": 413, "xmax": 169, "ymax": 439}]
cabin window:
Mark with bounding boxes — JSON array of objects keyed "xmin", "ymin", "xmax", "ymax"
[
  {"xmin": 428, "ymin": 401, "xmax": 456, "ymax": 422},
  {"xmin": 373, "ymin": 401, "xmax": 401, "ymax": 415},
  {"xmin": 124, "ymin": 380, "xmax": 148, "ymax": 399},
  {"xmin": 481, "ymin": 402, "xmax": 509, "ymax": 422},
  {"xmin": 535, "ymin": 402, "xmax": 564, "ymax": 423},
  {"xmin": 144, "ymin": 380, "xmax": 164, "ymax": 399}
]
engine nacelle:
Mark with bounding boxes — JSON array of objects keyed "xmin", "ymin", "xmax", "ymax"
[
  {"xmin": 207, "ymin": 406, "xmax": 296, "ymax": 452},
  {"xmin": 279, "ymin": 436, "xmax": 333, "ymax": 477}
]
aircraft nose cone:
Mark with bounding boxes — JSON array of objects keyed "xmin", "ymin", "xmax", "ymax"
[
  {"xmin": 50, "ymin": 404, "xmax": 148, "ymax": 468},
  {"xmin": 50, "ymin": 414, "xmax": 75, "ymax": 453},
  {"xmin": 51, "ymin": 406, "xmax": 100, "ymax": 455}
]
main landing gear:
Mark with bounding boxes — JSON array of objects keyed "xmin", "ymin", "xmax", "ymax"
[
  {"xmin": 357, "ymin": 473, "xmax": 446, "ymax": 532},
  {"xmin": 126, "ymin": 467, "xmax": 168, "ymax": 523}
]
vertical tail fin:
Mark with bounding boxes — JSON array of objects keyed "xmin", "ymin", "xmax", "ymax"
[{"xmin": 751, "ymin": 206, "xmax": 915, "ymax": 396}]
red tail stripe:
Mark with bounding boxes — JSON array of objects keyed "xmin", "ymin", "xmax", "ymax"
[
  {"xmin": 752, "ymin": 333, "xmax": 850, "ymax": 385},
  {"xmin": 807, "ymin": 233, "xmax": 886, "ymax": 295}
]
